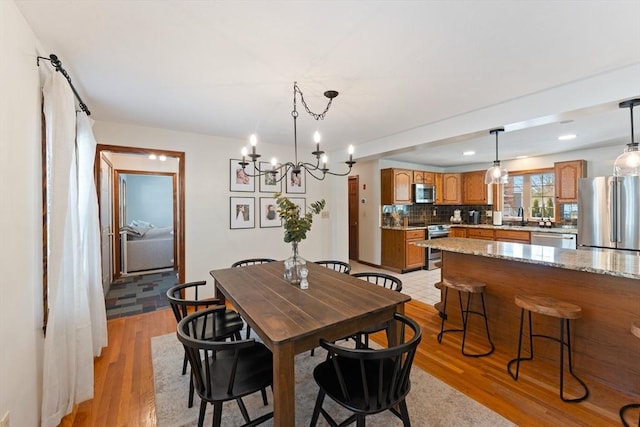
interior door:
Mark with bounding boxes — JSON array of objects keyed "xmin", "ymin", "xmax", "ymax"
[
  {"xmin": 348, "ymin": 176, "xmax": 359, "ymax": 260},
  {"xmin": 99, "ymin": 154, "xmax": 113, "ymax": 294}
]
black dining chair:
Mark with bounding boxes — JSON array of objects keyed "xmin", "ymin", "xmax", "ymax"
[
  {"xmin": 231, "ymin": 258, "xmax": 277, "ymax": 339},
  {"xmin": 177, "ymin": 307, "xmax": 274, "ymax": 427},
  {"xmin": 166, "ymin": 281, "xmax": 245, "ymax": 408},
  {"xmin": 314, "ymin": 260, "xmax": 352, "ymax": 274},
  {"xmin": 351, "ymin": 272, "xmax": 403, "ymax": 348},
  {"xmin": 310, "ymin": 312, "xmax": 422, "ymax": 427},
  {"xmin": 231, "ymin": 258, "xmax": 277, "ymax": 268}
]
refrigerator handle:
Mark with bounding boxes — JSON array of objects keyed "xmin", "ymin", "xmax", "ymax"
[
  {"xmin": 610, "ymin": 179, "xmax": 617, "ymax": 243},
  {"xmin": 615, "ymin": 179, "xmax": 622, "ymax": 243}
]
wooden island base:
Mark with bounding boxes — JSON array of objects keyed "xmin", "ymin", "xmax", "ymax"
[{"xmin": 440, "ymin": 250, "xmax": 640, "ymax": 396}]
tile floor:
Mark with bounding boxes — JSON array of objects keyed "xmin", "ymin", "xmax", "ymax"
[
  {"xmin": 349, "ymin": 260, "xmax": 442, "ymax": 307},
  {"xmin": 105, "ymin": 270, "xmax": 178, "ymax": 319}
]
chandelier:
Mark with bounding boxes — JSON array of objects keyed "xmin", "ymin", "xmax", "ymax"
[{"xmin": 240, "ymin": 82, "xmax": 355, "ymax": 182}]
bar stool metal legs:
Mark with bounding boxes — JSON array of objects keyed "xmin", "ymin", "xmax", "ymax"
[
  {"xmin": 507, "ymin": 307, "xmax": 589, "ymax": 403},
  {"xmin": 437, "ymin": 285, "xmax": 494, "ymax": 357}
]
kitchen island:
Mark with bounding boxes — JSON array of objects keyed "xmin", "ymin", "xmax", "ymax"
[{"xmin": 414, "ymin": 237, "xmax": 640, "ymax": 395}]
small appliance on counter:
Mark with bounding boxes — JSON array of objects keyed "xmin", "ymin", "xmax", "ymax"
[
  {"xmin": 469, "ymin": 210, "xmax": 480, "ymax": 225},
  {"xmin": 450, "ymin": 209, "xmax": 462, "ymax": 224}
]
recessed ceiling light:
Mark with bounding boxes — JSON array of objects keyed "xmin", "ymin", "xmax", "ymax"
[
  {"xmin": 463, "ymin": 151, "xmax": 475, "ymax": 156},
  {"xmin": 558, "ymin": 134, "xmax": 577, "ymax": 141},
  {"xmin": 149, "ymin": 154, "xmax": 157, "ymax": 160}
]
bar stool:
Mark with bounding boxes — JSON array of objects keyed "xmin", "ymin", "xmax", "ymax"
[
  {"xmin": 507, "ymin": 295, "xmax": 589, "ymax": 402},
  {"xmin": 619, "ymin": 320, "xmax": 640, "ymax": 427},
  {"xmin": 437, "ymin": 277, "xmax": 494, "ymax": 357}
]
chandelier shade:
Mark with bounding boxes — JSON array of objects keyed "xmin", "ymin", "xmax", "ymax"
[
  {"xmin": 485, "ymin": 128, "xmax": 508, "ymax": 184},
  {"xmin": 240, "ymin": 82, "xmax": 355, "ymax": 182},
  {"xmin": 613, "ymin": 98, "xmax": 640, "ymax": 177}
]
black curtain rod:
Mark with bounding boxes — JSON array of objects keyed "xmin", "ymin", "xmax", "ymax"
[{"xmin": 37, "ymin": 54, "xmax": 91, "ymax": 115}]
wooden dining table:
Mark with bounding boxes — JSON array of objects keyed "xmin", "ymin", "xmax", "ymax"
[{"xmin": 209, "ymin": 261, "xmax": 411, "ymax": 426}]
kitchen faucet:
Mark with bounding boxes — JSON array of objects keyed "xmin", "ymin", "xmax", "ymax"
[{"xmin": 517, "ymin": 207, "xmax": 526, "ymax": 226}]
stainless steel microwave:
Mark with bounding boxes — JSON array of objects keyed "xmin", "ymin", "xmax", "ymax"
[{"xmin": 413, "ymin": 184, "xmax": 436, "ymax": 203}]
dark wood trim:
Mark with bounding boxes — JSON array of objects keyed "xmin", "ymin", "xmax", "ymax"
[{"xmin": 94, "ymin": 144, "xmax": 186, "ymax": 284}]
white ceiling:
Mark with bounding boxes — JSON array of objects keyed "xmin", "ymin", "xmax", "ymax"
[{"xmin": 15, "ymin": 0, "xmax": 640, "ymax": 167}]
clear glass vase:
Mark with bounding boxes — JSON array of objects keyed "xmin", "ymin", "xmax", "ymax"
[{"xmin": 284, "ymin": 242, "xmax": 307, "ymax": 286}]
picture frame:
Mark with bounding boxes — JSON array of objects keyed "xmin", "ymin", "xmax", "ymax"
[
  {"xmin": 259, "ymin": 161, "xmax": 282, "ymax": 193},
  {"xmin": 229, "ymin": 159, "xmax": 255, "ymax": 192},
  {"xmin": 288, "ymin": 197, "xmax": 306, "ymax": 216},
  {"xmin": 259, "ymin": 197, "xmax": 281, "ymax": 228},
  {"xmin": 230, "ymin": 197, "xmax": 255, "ymax": 229},
  {"xmin": 285, "ymin": 167, "xmax": 306, "ymax": 194}
]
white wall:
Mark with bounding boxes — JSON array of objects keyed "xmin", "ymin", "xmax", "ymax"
[
  {"xmin": 93, "ymin": 121, "xmax": 350, "ymax": 296},
  {"xmin": 0, "ymin": 2, "xmax": 45, "ymax": 426}
]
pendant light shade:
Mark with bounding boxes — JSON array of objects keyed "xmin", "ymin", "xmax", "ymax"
[
  {"xmin": 613, "ymin": 98, "xmax": 640, "ymax": 177},
  {"xmin": 485, "ymin": 128, "xmax": 508, "ymax": 184}
]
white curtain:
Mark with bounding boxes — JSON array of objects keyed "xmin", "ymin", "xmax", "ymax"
[
  {"xmin": 41, "ymin": 72, "xmax": 107, "ymax": 427},
  {"xmin": 77, "ymin": 112, "xmax": 108, "ymax": 356}
]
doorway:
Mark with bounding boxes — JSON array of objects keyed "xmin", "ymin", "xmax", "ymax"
[
  {"xmin": 95, "ymin": 144, "xmax": 186, "ymax": 290},
  {"xmin": 348, "ymin": 176, "xmax": 359, "ymax": 261}
]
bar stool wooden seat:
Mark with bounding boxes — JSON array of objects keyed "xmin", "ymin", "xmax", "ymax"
[
  {"xmin": 507, "ymin": 295, "xmax": 589, "ymax": 403},
  {"xmin": 437, "ymin": 277, "xmax": 494, "ymax": 357},
  {"xmin": 620, "ymin": 320, "xmax": 640, "ymax": 427}
]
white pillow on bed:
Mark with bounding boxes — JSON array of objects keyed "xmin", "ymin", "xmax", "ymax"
[{"xmin": 131, "ymin": 219, "xmax": 154, "ymax": 228}]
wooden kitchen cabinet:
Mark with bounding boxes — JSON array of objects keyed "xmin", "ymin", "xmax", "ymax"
[
  {"xmin": 381, "ymin": 228, "xmax": 425, "ymax": 272},
  {"xmin": 381, "ymin": 168, "xmax": 413, "ymax": 205},
  {"xmin": 449, "ymin": 227, "xmax": 467, "ymax": 238},
  {"xmin": 413, "ymin": 170, "xmax": 435, "ymax": 185},
  {"xmin": 441, "ymin": 173, "xmax": 462, "ymax": 204},
  {"xmin": 494, "ymin": 229, "xmax": 530, "ymax": 243},
  {"xmin": 434, "ymin": 173, "xmax": 443, "ymax": 204},
  {"xmin": 554, "ymin": 160, "xmax": 586, "ymax": 203},
  {"xmin": 466, "ymin": 228, "xmax": 494, "ymax": 240},
  {"xmin": 463, "ymin": 170, "xmax": 489, "ymax": 204}
]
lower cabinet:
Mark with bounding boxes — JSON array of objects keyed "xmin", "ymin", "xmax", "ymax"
[
  {"xmin": 381, "ymin": 229, "xmax": 425, "ymax": 272},
  {"xmin": 453, "ymin": 227, "xmax": 531, "ymax": 243}
]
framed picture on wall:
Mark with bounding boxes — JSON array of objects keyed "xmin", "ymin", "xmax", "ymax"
[
  {"xmin": 259, "ymin": 197, "xmax": 281, "ymax": 228},
  {"xmin": 288, "ymin": 197, "xmax": 306, "ymax": 217},
  {"xmin": 230, "ymin": 197, "xmax": 255, "ymax": 229},
  {"xmin": 286, "ymin": 168, "xmax": 305, "ymax": 194},
  {"xmin": 229, "ymin": 159, "xmax": 255, "ymax": 192},
  {"xmin": 259, "ymin": 162, "xmax": 282, "ymax": 193}
]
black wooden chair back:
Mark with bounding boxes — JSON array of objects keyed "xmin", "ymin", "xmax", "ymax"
[
  {"xmin": 315, "ymin": 260, "xmax": 352, "ymax": 274},
  {"xmin": 177, "ymin": 308, "xmax": 274, "ymax": 427},
  {"xmin": 231, "ymin": 258, "xmax": 277, "ymax": 267},
  {"xmin": 352, "ymin": 272, "xmax": 402, "ymax": 291},
  {"xmin": 310, "ymin": 313, "xmax": 422, "ymax": 426}
]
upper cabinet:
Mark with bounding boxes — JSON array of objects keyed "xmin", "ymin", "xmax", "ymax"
[
  {"xmin": 381, "ymin": 168, "xmax": 413, "ymax": 205},
  {"xmin": 554, "ymin": 160, "xmax": 586, "ymax": 203},
  {"xmin": 434, "ymin": 173, "xmax": 443, "ymax": 204},
  {"xmin": 462, "ymin": 170, "xmax": 489, "ymax": 204},
  {"xmin": 441, "ymin": 173, "xmax": 462, "ymax": 204}
]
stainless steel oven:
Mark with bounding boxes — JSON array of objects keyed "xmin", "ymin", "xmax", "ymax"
[{"xmin": 425, "ymin": 225, "xmax": 450, "ymax": 270}]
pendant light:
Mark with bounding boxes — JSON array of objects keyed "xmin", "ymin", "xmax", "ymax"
[
  {"xmin": 613, "ymin": 98, "xmax": 640, "ymax": 177},
  {"xmin": 485, "ymin": 128, "xmax": 508, "ymax": 184}
]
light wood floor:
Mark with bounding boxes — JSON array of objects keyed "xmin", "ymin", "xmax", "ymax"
[{"xmin": 60, "ymin": 301, "xmax": 638, "ymax": 426}]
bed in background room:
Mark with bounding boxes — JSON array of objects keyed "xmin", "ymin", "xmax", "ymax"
[{"xmin": 120, "ymin": 221, "xmax": 174, "ymax": 273}]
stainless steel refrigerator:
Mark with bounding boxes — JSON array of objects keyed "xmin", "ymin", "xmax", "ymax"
[{"xmin": 577, "ymin": 176, "xmax": 640, "ymax": 252}]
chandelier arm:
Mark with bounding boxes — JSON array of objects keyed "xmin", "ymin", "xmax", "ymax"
[
  {"xmin": 304, "ymin": 167, "xmax": 327, "ymax": 181},
  {"xmin": 323, "ymin": 165, "xmax": 354, "ymax": 177}
]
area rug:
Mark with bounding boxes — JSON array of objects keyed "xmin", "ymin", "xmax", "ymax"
[{"xmin": 152, "ymin": 332, "xmax": 515, "ymax": 426}]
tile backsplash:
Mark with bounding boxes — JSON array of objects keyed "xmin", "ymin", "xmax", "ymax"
[{"xmin": 382, "ymin": 204, "xmax": 491, "ymax": 226}]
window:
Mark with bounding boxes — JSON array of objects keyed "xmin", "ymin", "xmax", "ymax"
[{"xmin": 503, "ymin": 169, "xmax": 554, "ymax": 220}]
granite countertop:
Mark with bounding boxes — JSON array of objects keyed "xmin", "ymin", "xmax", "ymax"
[
  {"xmin": 450, "ymin": 224, "xmax": 578, "ymax": 234},
  {"xmin": 413, "ymin": 237, "xmax": 639, "ymax": 280},
  {"xmin": 381, "ymin": 225, "xmax": 429, "ymax": 231},
  {"xmin": 381, "ymin": 224, "xmax": 578, "ymax": 234}
]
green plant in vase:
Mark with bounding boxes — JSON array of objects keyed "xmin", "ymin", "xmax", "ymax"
[{"xmin": 275, "ymin": 192, "xmax": 325, "ymax": 285}]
